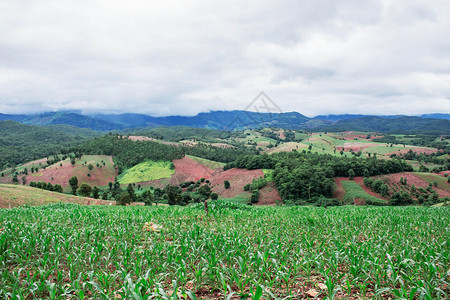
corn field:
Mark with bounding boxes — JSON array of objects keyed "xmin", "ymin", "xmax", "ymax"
[{"xmin": 0, "ymin": 201, "xmax": 448, "ymax": 299}]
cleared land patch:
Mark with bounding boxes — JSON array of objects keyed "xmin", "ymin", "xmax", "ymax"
[{"xmin": 118, "ymin": 161, "xmax": 175, "ymax": 184}]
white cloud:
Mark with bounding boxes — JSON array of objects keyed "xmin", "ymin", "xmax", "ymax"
[{"xmin": 0, "ymin": 0, "xmax": 449, "ymax": 116}]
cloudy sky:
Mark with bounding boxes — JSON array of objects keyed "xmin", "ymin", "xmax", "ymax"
[{"xmin": 1, "ymin": 0, "xmax": 449, "ymax": 117}]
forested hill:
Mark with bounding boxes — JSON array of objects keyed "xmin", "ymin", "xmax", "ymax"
[
  {"xmin": 319, "ymin": 116, "xmax": 450, "ymax": 134},
  {"xmin": 0, "ymin": 121, "xmax": 98, "ymax": 170}
]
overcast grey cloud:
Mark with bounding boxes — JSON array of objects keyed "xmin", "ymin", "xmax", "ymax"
[{"xmin": 0, "ymin": 0, "xmax": 449, "ymax": 116}]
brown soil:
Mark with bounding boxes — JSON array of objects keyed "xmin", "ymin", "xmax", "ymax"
[
  {"xmin": 381, "ymin": 173, "xmax": 450, "ymax": 197},
  {"xmin": 334, "ymin": 177, "xmax": 346, "ymax": 200},
  {"xmin": 170, "ymin": 157, "xmax": 217, "ymax": 186},
  {"xmin": 23, "ymin": 156, "xmax": 115, "ymax": 191},
  {"xmin": 127, "ymin": 136, "xmax": 157, "ymax": 141},
  {"xmin": 210, "ymin": 168, "xmax": 264, "ymax": 199}
]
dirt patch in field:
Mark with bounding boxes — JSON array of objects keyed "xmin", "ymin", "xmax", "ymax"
[
  {"xmin": 258, "ymin": 182, "xmax": 282, "ymax": 205},
  {"xmin": 336, "ymin": 142, "xmax": 379, "ymax": 152},
  {"xmin": 138, "ymin": 156, "xmax": 282, "ymax": 204},
  {"xmin": 22, "ymin": 156, "xmax": 116, "ymax": 190},
  {"xmin": 210, "ymin": 168, "xmax": 265, "ymax": 198},
  {"xmin": 334, "ymin": 177, "xmax": 346, "ymax": 200},
  {"xmin": 127, "ymin": 136, "xmax": 157, "ymax": 141},
  {"xmin": 381, "ymin": 172, "xmax": 450, "ymax": 197},
  {"xmin": 386, "ymin": 147, "xmax": 439, "ymax": 156},
  {"xmin": 170, "ymin": 157, "xmax": 217, "ymax": 186}
]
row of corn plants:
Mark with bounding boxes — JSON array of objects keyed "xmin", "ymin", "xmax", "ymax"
[{"xmin": 0, "ymin": 201, "xmax": 448, "ymax": 299}]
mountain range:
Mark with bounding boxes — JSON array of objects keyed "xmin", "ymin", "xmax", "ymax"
[{"xmin": 0, "ymin": 111, "xmax": 449, "ymax": 133}]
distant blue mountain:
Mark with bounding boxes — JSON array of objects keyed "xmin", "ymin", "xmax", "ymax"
[
  {"xmin": 420, "ymin": 113, "xmax": 450, "ymax": 120},
  {"xmin": 0, "ymin": 110, "xmax": 449, "ymax": 133},
  {"xmin": 313, "ymin": 114, "xmax": 407, "ymax": 122}
]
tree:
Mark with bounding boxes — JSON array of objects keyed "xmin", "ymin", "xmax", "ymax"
[
  {"xmin": 108, "ymin": 182, "xmax": 113, "ymax": 191},
  {"xmin": 21, "ymin": 176, "xmax": 27, "ymax": 185},
  {"xmin": 390, "ymin": 191, "xmax": 413, "ymax": 206},
  {"xmin": 224, "ymin": 180, "xmax": 230, "ymax": 189},
  {"xmin": 116, "ymin": 192, "xmax": 132, "ymax": 206},
  {"xmin": 102, "ymin": 192, "xmax": 108, "ymax": 200},
  {"xmin": 69, "ymin": 176, "xmax": 79, "ymax": 195},
  {"xmin": 164, "ymin": 185, "xmax": 183, "ymax": 205},
  {"xmin": 363, "ymin": 169, "xmax": 370, "ymax": 178},
  {"xmin": 142, "ymin": 190, "xmax": 154, "ymax": 206},
  {"xmin": 92, "ymin": 186, "xmax": 100, "ymax": 199},
  {"xmin": 77, "ymin": 183, "xmax": 92, "ymax": 197},
  {"xmin": 87, "ymin": 164, "xmax": 94, "ymax": 171},
  {"xmin": 54, "ymin": 184, "xmax": 63, "ymax": 193},
  {"xmin": 348, "ymin": 169, "xmax": 355, "ymax": 180},
  {"xmin": 251, "ymin": 190, "xmax": 259, "ymax": 203},
  {"xmin": 12, "ymin": 173, "xmax": 18, "ymax": 184},
  {"xmin": 198, "ymin": 184, "xmax": 212, "ymax": 199},
  {"xmin": 127, "ymin": 184, "xmax": 136, "ymax": 202},
  {"xmin": 211, "ymin": 192, "xmax": 218, "ymax": 200},
  {"xmin": 380, "ymin": 184, "xmax": 389, "ymax": 197}
]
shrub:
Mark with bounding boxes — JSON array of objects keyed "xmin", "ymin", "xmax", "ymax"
[
  {"xmin": 224, "ymin": 180, "xmax": 230, "ymax": 189},
  {"xmin": 315, "ymin": 198, "xmax": 341, "ymax": 207},
  {"xmin": 250, "ymin": 190, "xmax": 259, "ymax": 203},
  {"xmin": 390, "ymin": 191, "xmax": 413, "ymax": 206}
]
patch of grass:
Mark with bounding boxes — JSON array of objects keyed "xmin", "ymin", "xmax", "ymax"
[
  {"xmin": 118, "ymin": 161, "xmax": 175, "ymax": 184},
  {"xmin": 186, "ymin": 155, "xmax": 225, "ymax": 170},
  {"xmin": 342, "ymin": 180, "xmax": 386, "ymax": 205},
  {"xmin": 220, "ymin": 192, "xmax": 250, "ymax": 204},
  {"xmin": 0, "ymin": 184, "xmax": 112, "ymax": 208},
  {"xmin": 414, "ymin": 173, "xmax": 450, "ymax": 191}
]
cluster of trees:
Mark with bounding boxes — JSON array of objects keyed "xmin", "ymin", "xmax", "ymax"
[
  {"xmin": 29, "ymin": 181, "xmax": 63, "ymax": 193},
  {"xmin": 225, "ymin": 151, "xmax": 412, "ymax": 201},
  {"xmin": 243, "ymin": 177, "xmax": 267, "ymax": 204}
]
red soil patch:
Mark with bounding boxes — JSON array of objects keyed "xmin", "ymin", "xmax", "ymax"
[
  {"xmin": 333, "ymin": 177, "xmax": 346, "ymax": 200},
  {"xmin": 143, "ymin": 156, "xmax": 281, "ymax": 204},
  {"xmin": 386, "ymin": 148, "xmax": 438, "ymax": 156},
  {"xmin": 382, "ymin": 172, "xmax": 450, "ymax": 197},
  {"xmin": 127, "ymin": 135, "xmax": 157, "ymax": 141},
  {"xmin": 258, "ymin": 182, "xmax": 282, "ymax": 205},
  {"xmin": 210, "ymin": 143, "xmax": 235, "ymax": 149},
  {"xmin": 210, "ymin": 168, "xmax": 265, "ymax": 199},
  {"xmin": 0, "ymin": 158, "xmax": 48, "ymax": 175},
  {"xmin": 22, "ymin": 156, "xmax": 116, "ymax": 191},
  {"xmin": 335, "ymin": 142, "xmax": 379, "ymax": 152},
  {"xmin": 170, "ymin": 157, "xmax": 216, "ymax": 186}
]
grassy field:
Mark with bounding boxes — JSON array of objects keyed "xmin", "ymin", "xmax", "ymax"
[
  {"xmin": 0, "ymin": 203, "xmax": 448, "ymax": 299},
  {"xmin": 186, "ymin": 155, "xmax": 225, "ymax": 170},
  {"xmin": 0, "ymin": 184, "xmax": 113, "ymax": 208},
  {"xmin": 118, "ymin": 160, "xmax": 175, "ymax": 184},
  {"xmin": 415, "ymin": 172, "xmax": 450, "ymax": 191},
  {"xmin": 342, "ymin": 180, "xmax": 387, "ymax": 205}
]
